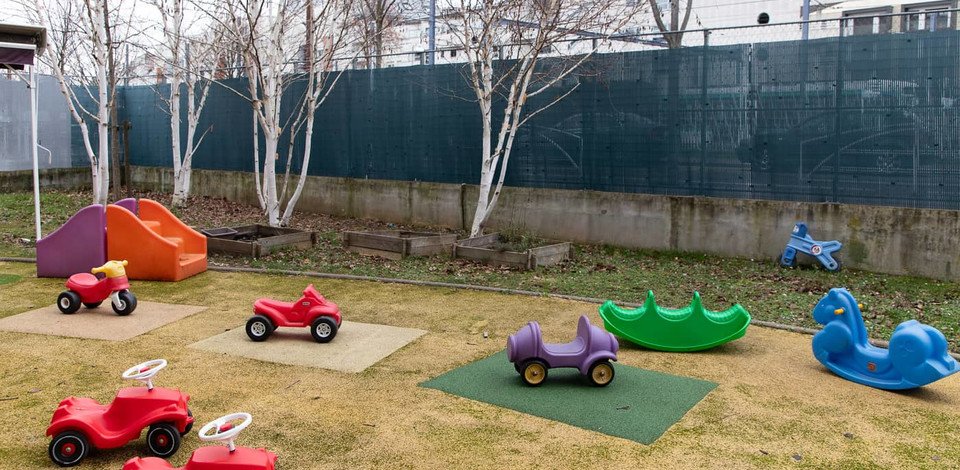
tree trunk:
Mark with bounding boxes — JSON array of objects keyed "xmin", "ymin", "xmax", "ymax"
[
  {"xmin": 470, "ymin": 103, "xmax": 494, "ymax": 237},
  {"xmin": 262, "ymin": 134, "xmax": 280, "ymax": 226},
  {"xmin": 170, "ymin": 79, "xmax": 185, "ymax": 206},
  {"xmin": 95, "ymin": 20, "xmax": 110, "ymax": 205}
]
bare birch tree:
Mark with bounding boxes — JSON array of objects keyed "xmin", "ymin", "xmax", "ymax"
[
  {"xmin": 444, "ymin": 0, "xmax": 644, "ymax": 237},
  {"xmin": 352, "ymin": 0, "xmax": 399, "ymax": 68},
  {"xmin": 648, "ymin": 0, "xmax": 693, "ymax": 49},
  {"xmin": 210, "ymin": 0, "xmax": 356, "ymax": 226},
  {"xmin": 150, "ymin": 0, "xmax": 224, "ymax": 206},
  {"xmin": 33, "ymin": 0, "xmax": 112, "ymax": 204}
]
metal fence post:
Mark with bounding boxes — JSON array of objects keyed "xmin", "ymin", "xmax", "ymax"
[
  {"xmin": 700, "ymin": 29, "xmax": 710, "ymax": 196},
  {"xmin": 832, "ymin": 20, "xmax": 845, "ymax": 203}
]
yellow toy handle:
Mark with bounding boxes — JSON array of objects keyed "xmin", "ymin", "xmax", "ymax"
[{"xmin": 91, "ymin": 260, "xmax": 128, "ymax": 278}]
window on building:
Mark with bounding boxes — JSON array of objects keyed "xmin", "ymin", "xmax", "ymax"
[
  {"xmin": 904, "ymin": 3, "xmax": 955, "ymax": 32},
  {"xmin": 450, "ymin": 49, "xmax": 457, "ymax": 57},
  {"xmin": 842, "ymin": 8, "xmax": 893, "ymax": 35}
]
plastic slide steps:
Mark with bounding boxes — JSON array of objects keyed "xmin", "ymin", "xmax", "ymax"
[
  {"xmin": 36, "ymin": 204, "xmax": 107, "ymax": 278},
  {"xmin": 106, "ymin": 199, "xmax": 207, "ymax": 281}
]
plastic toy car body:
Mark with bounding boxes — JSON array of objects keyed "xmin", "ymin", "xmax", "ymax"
[
  {"xmin": 780, "ymin": 222, "xmax": 842, "ymax": 272},
  {"xmin": 46, "ymin": 359, "xmax": 193, "ymax": 467},
  {"xmin": 247, "ymin": 284, "xmax": 342, "ymax": 343},
  {"xmin": 57, "ymin": 259, "xmax": 137, "ymax": 315},
  {"xmin": 507, "ymin": 315, "xmax": 618, "ymax": 387},
  {"xmin": 122, "ymin": 412, "xmax": 278, "ymax": 470},
  {"xmin": 812, "ymin": 288, "xmax": 959, "ymax": 390}
]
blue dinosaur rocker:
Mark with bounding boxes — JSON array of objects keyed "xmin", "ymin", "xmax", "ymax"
[
  {"xmin": 780, "ymin": 222, "xmax": 842, "ymax": 271},
  {"xmin": 812, "ymin": 288, "xmax": 958, "ymax": 390}
]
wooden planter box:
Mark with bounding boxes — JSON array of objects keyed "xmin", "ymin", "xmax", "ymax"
[
  {"xmin": 203, "ymin": 224, "xmax": 316, "ymax": 258},
  {"xmin": 341, "ymin": 230, "xmax": 457, "ymax": 260},
  {"xmin": 453, "ymin": 233, "xmax": 571, "ymax": 270}
]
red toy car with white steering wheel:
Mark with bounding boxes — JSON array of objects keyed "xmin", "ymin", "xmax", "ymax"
[
  {"xmin": 247, "ymin": 284, "xmax": 342, "ymax": 343},
  {"xmin": 46, "ymin": 359, "xmax": 193, "ymax": 467},
  {"xmin": 122, "ymin": 412, "xmax": 277, "ymax": 470},
  {"xmin": 57, "ymin": 260, "xmax": 137, "ymax": 315}
]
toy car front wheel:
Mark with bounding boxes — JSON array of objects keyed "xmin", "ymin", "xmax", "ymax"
[
  {"xmin": 246, "ymin": 315, "xmax": 274, "ymax": 342},
  {"xmin": 57, "ymin": 291, "xmax": 81, "ymax": 315},
  {"xmin": 588, "ymin": 360, "xmax": 615, "ymax": 387},
  {"xmin": 49, "ymin": 430, "xmax": 89, "ymax": 467},
  {"xmin": 778, "ymin": 251, "xmax": 797, "ymax": 268},
  {"xmin": 520, "ymin": 359, "xmax": 548, "ymax": 386},
  {"xmin": 82, "ymin": 301, "xmax": 102, "ymax": 309},
  {"xmin": 112, "ymin": 290, "xmax": 137, "ymax": 316},
  {"xmin": 146, "ymin": 423, "xmax": 181, "ymax": 458},
  {"xmin": 311, "ymin": 317, "xmax": 338, "ymax": 343},
  {"xmin": 181, "ymin": 409, "xmax": 194, "ymax": 436}
]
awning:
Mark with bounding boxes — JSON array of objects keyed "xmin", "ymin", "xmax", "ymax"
[{"xmin": 0, "ymin": 23, "xmax": 47, "ymax": 70}]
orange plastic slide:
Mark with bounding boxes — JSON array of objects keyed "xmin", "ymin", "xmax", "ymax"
[{"xmin": 106, "ymin": 199, "xmax": 207, "ymax": 281}]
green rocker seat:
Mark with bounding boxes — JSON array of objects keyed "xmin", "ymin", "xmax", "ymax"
[{"xmin": 598, "ymin": 291, "xmax": 751, "ymax": 352}]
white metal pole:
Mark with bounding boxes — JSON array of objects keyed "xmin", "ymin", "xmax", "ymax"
[{"xmin": 30, "ymin": 63, "xmax": 42, "ymax": 241}]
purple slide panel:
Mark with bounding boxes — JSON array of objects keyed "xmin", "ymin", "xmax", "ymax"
[
  {"xmin": 114, "ymin": 198, "xmax": 137, "ymax": 215},
  {"xmin": 36, "ymin": 204, "xmax": 107, "ymax": 278}
]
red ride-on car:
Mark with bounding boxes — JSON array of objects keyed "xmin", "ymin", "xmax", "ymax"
[
  {"xmin": 122, "ymin": 413, "xmax": 277, "ymax": 470},
  {"xmin": 46, "ymin": 359, "xmax": 193, "ymax": 467},
  {"xmin": 58, "ymin": 260, "xmax": 137, "ymax": 315},
  {"xmin": 247, "ymin": 284, "xmax": 342, "ymax": 343}
]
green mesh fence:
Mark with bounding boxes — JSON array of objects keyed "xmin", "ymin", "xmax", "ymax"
[{"xmin": 116, "ymin": 29, "xmax": 960, "ymax": 209}]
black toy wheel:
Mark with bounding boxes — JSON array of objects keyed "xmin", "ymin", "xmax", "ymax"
[
  {"xmin": 778, "ymin": 252, "xmax": 796, "ymax": 268},
  {"xmin": 48, "ymin": 430, "xmax": 89, "ymax": 467},
  {"xmin": 520, "ymin": 359, "xmax": 549, "ymax": 387},
  {"xmin": 246, "ymin": 315, "xmax": 274, "ymax": 342},
  {"xmin": 588, "ymin": 360, "xmax": 615, "ymax": 387},
  {"xmin": 146, "ymin": 423, "xmax": 181, "ymax": 458},
  {"xmin": 182, "ymin": 409, "xmax": 194, "ymax": 436},
  {"xmin": 57, "ymin": 291, "xmax": 81, "ymax": 315},
  {"xmin": 112, "ymin": 290, "xmax": 137, "ymax": 316},
  {"xmin": 310, "ymin": 317, "xmax": 338, "ymax": 343},
  {"xmin": 82, "ymin": 301, "xmax": 102, "ymax": 309}
]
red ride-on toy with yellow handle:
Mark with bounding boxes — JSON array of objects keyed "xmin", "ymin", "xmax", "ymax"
[
  {"xmin": 247, "ymin": 284, "xmax": 342, "ymax": 343},
  {"xmin": 46, "ymin": 359, "xmax": 193, "ymax": 467},
  {"xmin": 57, "ymin": 260, "xmax": 137, "ymax": 315},
  {"xmin": 122, "ymin": 413, "xmax": 278, "ymax": 470}
]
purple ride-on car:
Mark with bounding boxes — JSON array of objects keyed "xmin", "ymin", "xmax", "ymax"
[{"xmin": 507, "ymin": 315, "xmax": 619, "ymax": 387}]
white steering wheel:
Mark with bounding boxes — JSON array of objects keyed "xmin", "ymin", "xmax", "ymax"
[
  {"xmin": 121, "ymin": 359, "xmax": 167, "ymax": 390},
  {"xmin": 198, "ymin": 413, "xmax": 253, "ymax": 452}
]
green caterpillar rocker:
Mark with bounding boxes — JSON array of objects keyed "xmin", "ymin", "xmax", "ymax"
[{"xmin": 598, "ymin": 291, "xmax": 752, "ymax": 352}]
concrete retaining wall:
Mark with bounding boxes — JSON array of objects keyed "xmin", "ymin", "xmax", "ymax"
[
  {"xmin": 0, "ymin": 167, "xmax": 91, "ymax": 192},
  {"xmin": 130, "ymin": 166, "xmax": 960, "ymax": 280}
]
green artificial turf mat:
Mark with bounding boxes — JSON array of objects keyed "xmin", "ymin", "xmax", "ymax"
[
  {"xmin": 0, "ymin": 274, "xmax": 21, "ymax": 285},
  {"xmin": 421, "ymin": 350, "xmax": 717, "ymax": 444}
]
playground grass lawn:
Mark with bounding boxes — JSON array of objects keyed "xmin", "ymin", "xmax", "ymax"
[
  {"xmin": 2, "ymin": 190, "xmax": 960, "ymax": 352},
  {"xmin": 0, "ymin": 260, "xmax": 958, "ymax": 469}
]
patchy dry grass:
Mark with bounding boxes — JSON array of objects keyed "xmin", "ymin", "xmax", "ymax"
[
  {"xmin": 0, "ymin": 261, "xmax": 958, "ymax": 469},
  {"xmin": 2, "ymin": 190, "xmax": 960, "ymax": 351}
]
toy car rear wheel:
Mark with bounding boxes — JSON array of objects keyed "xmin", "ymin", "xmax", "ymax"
[
  {"xmin": 520, "ymin": 359, "xmax": 548, "ymax": 386},
  {"xmin": 57, "ymin": 291, "xmax": 81, "ymax": 315},
  {"xmin": 588, "ymin": 360, "xmax": 615, "ymax": 387},
  {"xmin": 146, "ymin": 423, "xmax": 181, "ymax": 458},
  {"xmin": 112, "ymin": 290, "xmax": 137, "ymax": 316},
  {"xmin": 246, "ymin": 315, "xmax": 274, "ymax": 342},
  {"xmin": 311, "ymin": 317, "xmax": 338, "ymax": 343},
  {"xmin": 49, "ymin": 430, "xmax": 89, "ymax": 467},
  {"xmin": 82, "ymin": 301, "xmax": 102, "ymax": 309}
]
